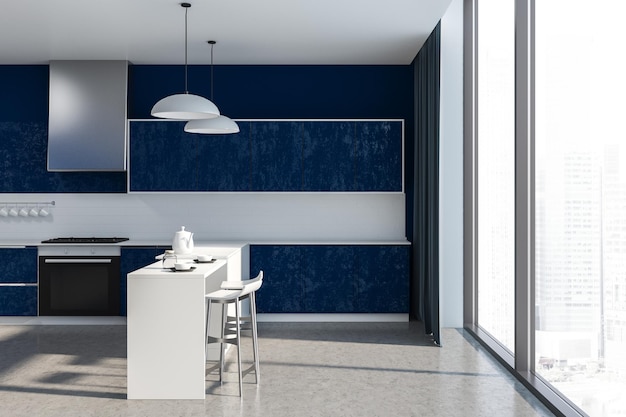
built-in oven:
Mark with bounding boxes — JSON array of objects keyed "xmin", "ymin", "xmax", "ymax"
[{"xmin": 38, "ymin": 238, "xmax": 128, "ymax": 316}]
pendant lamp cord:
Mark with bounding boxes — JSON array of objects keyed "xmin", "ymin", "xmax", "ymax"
[
  {"xmin": 210, "ymin": 42, "xmax": 214, "ymax": 101},
  {"xmin": 184, "ymin": 5, "xmax": 189, "ymax": 94}
]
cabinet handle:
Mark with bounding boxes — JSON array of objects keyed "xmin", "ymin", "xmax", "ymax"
[
  {"xmin": 0, "ymin": 283, "xmax": 37, "ymax": 287},
  {"xmin": 44, "ymin": 259, "xmax": 113, "ymax": 264}
]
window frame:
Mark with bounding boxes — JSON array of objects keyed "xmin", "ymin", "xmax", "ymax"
[{"xmin": 463, "ymin": 1, "xmax": 592, "ymax": 415}]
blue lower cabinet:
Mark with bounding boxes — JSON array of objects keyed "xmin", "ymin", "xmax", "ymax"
[
  {"xmin": 250, "ymin": 244, "xmax": 409, "ymax": 314},
  {"xmin": 0, "ymin": 247, "xmax": 38, "ymax": 283},
  {"xmin": 355, "ymin": 245, "xmax": 409, "ymax": 313},
  {"xmin": 120, "ymin": 246, "xmax": 169, "ymax": 316},
  {"xmin": 250, "ymin": 245, "xmax": 304, "ymax": 313},
  {"xmin": 0, "ymin": 247, "xmax": 38, "ymax": 316},
  {"xmin": 0, "ymin": 286, "xmax": 37, "ymax": 316},
  {"xmin": 301, "ymin": 245, "xmax": 356, "ymax": 312}
]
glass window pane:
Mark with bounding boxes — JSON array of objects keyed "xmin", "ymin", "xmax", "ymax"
[
  {"xmin": 535, "ymin": 1, "xmax": 626, "ymax": 415},
  {"xmin": 476, "ymin": 0, "xmax": 516, "ymax": 352}
]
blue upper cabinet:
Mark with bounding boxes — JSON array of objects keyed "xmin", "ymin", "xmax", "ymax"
[
  {"xmin": 129, "ymin": 121, "xmax": 197, "ymax": 191},
  {"xmin": 302, "ymin": 121, "xmax": 355, "ymax": 191},
  {"xmin": 129, "ymin": 119, "xmax": 402, "ymax": 192},
  {"xmin": 355, "ymin": 121, "xmax": 403, "ymax": 191},
  {"xmin": 196, "ymin": 122, "xmax": 251, "ymax": 191},
  {"xmin": 0, "ymin": 122, "xmax": 126, "ymax": 193},
  {"xmin": 250, "ymin": 121, "xmax": 302, "ymax": 191}
]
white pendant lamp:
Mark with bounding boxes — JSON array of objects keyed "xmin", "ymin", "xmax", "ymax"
[
  {"xmin": 151, "ymin": 3, "xmax": 219, "ymax": 120},
  {"xmin": 184, "ymin": 41, "xmax": 239, "ymax": 134},
  {"xmin": 185, "ymin": 114, "xmax": 240, "ymax": 134}
]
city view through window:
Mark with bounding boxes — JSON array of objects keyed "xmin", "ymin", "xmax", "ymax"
[
  {"xmin": 476, "ymin": 1, "xmax": 626, "ymax": 415},
  {"xmin": 535, "ymin": 2, "xmax": 626, "ymax": 415}
]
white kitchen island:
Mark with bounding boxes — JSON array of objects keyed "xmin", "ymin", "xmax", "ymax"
[{"xmin": 127, "ymin": 243, "xmax": 249, "ymax": 400}]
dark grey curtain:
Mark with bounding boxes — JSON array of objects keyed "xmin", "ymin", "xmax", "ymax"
[{"xmin": 412, "ymin": 22, "xmax": 441, "ymax": 346}]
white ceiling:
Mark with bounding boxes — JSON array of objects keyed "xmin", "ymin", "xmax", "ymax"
[{"xmin": 0, "ymin": 0, "xmax": 452, "ymax": 65}]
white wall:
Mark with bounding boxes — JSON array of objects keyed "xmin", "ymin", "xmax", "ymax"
[
  {"xmin": 0, "ymin": 192, "xmax": 407, "ymax": 243},
  {"xmin": 439, "ymin": 0, "xmax": 464, "ymax": 328}
]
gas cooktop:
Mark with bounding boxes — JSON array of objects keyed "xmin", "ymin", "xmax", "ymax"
[{"xmin": 41, "ymin": 237, "xmax": 129, "ymax": 244}]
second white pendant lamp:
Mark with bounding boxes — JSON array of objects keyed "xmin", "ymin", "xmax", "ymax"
[
  {"xmin": 185, "ymin": 41, "xmax": 239, "ymax": 134},
  {"xmin": 185, "ymin": 114, "xmax": 240, "ymax": 134},
  {"xmin": 151, "ymin": 3, "xmax": 219, "ymax": 120}
]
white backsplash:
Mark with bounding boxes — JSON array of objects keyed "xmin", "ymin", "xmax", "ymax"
[{"xmin": 0, "ymin": 193, "xmax": 406, "ymax": 242}]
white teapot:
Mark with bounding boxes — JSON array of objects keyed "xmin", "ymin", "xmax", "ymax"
[{"xmin": 172, "ymin": 226, "xmax": 194, "ymax": 254}]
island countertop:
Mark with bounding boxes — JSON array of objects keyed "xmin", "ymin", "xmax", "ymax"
[{"xmin": 126, "ymin": 259, "xmax": 228, "ymax": 400}]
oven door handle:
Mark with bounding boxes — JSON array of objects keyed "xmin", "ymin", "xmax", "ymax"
[{"xmin": 44, "ymin": 259, "xmax": 113, "ymax": 264}]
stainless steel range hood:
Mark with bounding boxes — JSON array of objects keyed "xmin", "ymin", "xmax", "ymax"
[{"xmin": 47, "ymin": 60, "xmax": 128, "ymax": 172}]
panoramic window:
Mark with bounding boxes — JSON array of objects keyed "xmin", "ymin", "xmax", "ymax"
[
  {"xmin": 476, "ymin": 0, "xmax": 515, "ymax": 352},
  {"xmin": 468, "ymin": 0, "xmax": 626, "ymax": 415},
  {"xmin": 534, "ymin": 1, "xmax": 626, "ymax": 415}
]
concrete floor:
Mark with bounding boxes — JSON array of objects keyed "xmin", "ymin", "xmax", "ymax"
[{"xmin": 0, "ymin": 322, "xmax": 555, "ymax": 417}]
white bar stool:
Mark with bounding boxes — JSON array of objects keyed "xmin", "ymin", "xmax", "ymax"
[{"xmin": 205, "ymin": 271, "xmax": 263, "ymax": 397}]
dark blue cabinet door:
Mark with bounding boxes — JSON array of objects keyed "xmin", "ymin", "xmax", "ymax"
[
  {"xmin": 250, "ymin": 122, "xmax": 303, "ymax": 191},
  {"xmin": 250, "ymin": 244, "xmax": 409, "ymax": 314},
  {"xmin": 250, "ymin": 245, "xmax": 304, "ymax": 313},
  {"xmin": 130, "ymin": 120, "xmax": 403, "ymax": 192},
  {"xmin": 355, "ymin": 121, "xmax": 403, "ymax": 191},
  {"xmin": 0, "ymin": 247, "xmax": 37, "ymax": 283},
  {"xmin": 196, "ymin": 122, "xmax": 251, "ymax": 191},
  {"xmin": 129, "ymin": 121, "xmax": 198, "ymax": 191},
  {"xmin": 0, "ymin": 122, "xmax": 48, "ymax": 192},
  {"xmin": 302, "ymin": 121, "xmax": 355, "ymax": 191},
  {"xmin": 0, "ymin": 247, "xmax": 38, "ymax": 316},
  {"xmin": 0, "ymin": 121, "xmax": 126, "ymax": 193},
  {"xmin": 0, "ymin": 286, "xmax": 37, "ymax": 316},
  {"xmin": 120, "ymin": 246, "xmax": 168, "ymax": 316},
  {"xmin": 301, "ymin": 245, "xmax": 356, "ymax": 312},
  {"xmin": 355, "ymin": 245, "xmax": 409, "ymax": 313}
]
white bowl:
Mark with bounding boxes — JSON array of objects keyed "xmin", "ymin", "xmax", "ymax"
[
  {"xmin": 197, "ymin": 254, "xmax": 214, "ymax": 262},
  {"xmin": 174, "ymin": 263, "xmax": 193, "ymax": 271}
]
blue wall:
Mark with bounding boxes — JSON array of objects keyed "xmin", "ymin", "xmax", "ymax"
[
  {"xmin": 129, "ymin": 65, "xmax": 412, "ymax": 120},
  {"xmin": 0, "ymin": 64, "xmax": 414, "ymax": 153},
  {"xmin": 0, "ymin": 66, "xmax": 48, "ymax": 123},
  {"xmin": 0, "ymin": 64, "xmax": 414, "ymax": 236}
]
